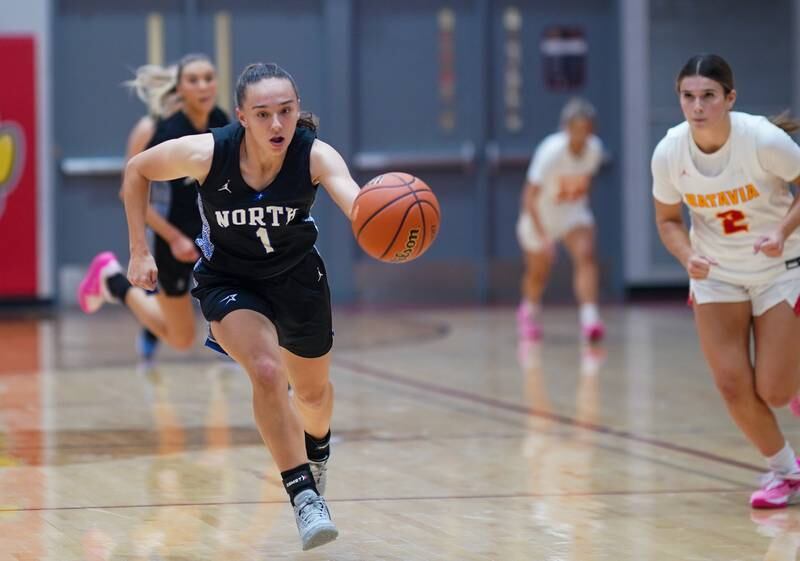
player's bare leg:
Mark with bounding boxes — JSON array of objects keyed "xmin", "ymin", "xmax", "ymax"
[
  {"xmin": 212, "ymin": 310, "xmax": 337, "ymax": 549},
  {"xmin": 696, "ymin": 301, "xmax": 800, "ymax": 508},
  {"xmin": 283, "ymin": 349, "xmax": 333, "ymax": 495},
  {"xmin": 563, "ymin": 225, "xmax": 604, "ymax": 342},
  {"xmin": 518, "ymin": 248, "xmax": 554, "ymax": 340}
]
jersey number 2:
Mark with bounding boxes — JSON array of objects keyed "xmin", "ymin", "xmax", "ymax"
[
  {"xmin": 256, "ymin": 227, "xmax": 275, "ymax": 254},
  {"xmin": 716, "ymin": 209, "xmax": 749, "ymax": 235}
]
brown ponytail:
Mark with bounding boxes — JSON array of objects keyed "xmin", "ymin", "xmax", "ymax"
[
  {"xmin": 769, "ymin": 110, "xmax": 800, "ymax": 134},
  {"xmin": 297, "ymin": 111, "xmax": 319, "ymax": 132}
]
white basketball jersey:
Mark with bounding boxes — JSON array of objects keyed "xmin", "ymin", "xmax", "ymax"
[
  {"xmin": 655, "ymin": 112, "xmax": 800, "ymax": 285},
  {"xmin": 526, "ymin": 131, "xmax": 603, "ymax": 210}
]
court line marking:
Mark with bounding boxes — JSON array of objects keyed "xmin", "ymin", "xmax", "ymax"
[
  {"xmin": 0, "ymin": 487, "xmax": 749, "ymax": 513},
  {"xmin": 333, "ymin": 357, "xmax": 766, "ymax": 474}
]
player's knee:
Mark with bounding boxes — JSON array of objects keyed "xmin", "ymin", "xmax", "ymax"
[
  {"xmin": 294, "ymin": 382, "xmax": 330, "ymax": 410},
  {"xmin": 574, "ymin": 248, "xmax": 595, "ymax": 267},
  {"xmin": 756, "ymin": 379, "xmax": 793, "ymax": 408},
  {"xmin": 248, "ymin": 357, "xmax": 284, "ymax": 391},
  {"xmin": 713, "ymin": 371, "xmax": 751, "ymax": 403},
  {"xmin": 168, "ymin": 331, "xmax": 195, "ymax": 351}
]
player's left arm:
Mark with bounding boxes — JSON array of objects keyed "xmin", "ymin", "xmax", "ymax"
[
  {"xmin": 585, "ymin": 136, "xmax": 605, "ymax": 188},
  {"xmin": 563, "ymin": 137, "xmax": 603, "ymax": 201},
  {"xmin": 754, "ymin": 124, "xmax": 800, "ymax": 255},
  {"xmin": 782, "ymin": 174, "xmax": 800, "ymax": 232},
  {"xmin": 310, "ymin": 139, "xmax": 361, "ymax": 219}
]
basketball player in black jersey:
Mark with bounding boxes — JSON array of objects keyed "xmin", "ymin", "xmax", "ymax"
[
  {"xmin": 120, "ymin": 63, "xmax": 358, "ymax": 550},
  {"xmin": 78, "ymin": 54, "xmax": 228, "ymax": 364}
]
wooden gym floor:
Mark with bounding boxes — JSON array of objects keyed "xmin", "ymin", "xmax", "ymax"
[{"xmin": 0, "ymin": 304, "xmax": 798, "ymax": 560}]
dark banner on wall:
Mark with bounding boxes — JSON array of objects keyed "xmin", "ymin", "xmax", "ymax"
[
  {"xmin": 541, "ymin": 26, "xmax": 587, "ymax": 91},
  {"xmin": 0, "ymin": 36, "xmax": 37, "ymax": 297}
]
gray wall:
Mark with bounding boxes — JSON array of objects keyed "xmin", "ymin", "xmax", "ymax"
[
  {"xmin": 625, "ymin": 0, "xmax": 795, "ymax": 285},
  {"xmin": 53, "ymin": 0, "xmax": 623, "ymax": 305},
  {"xmin": 649, "ymin": 0, "xmax": 794, "ymax": 273},
  {"xmin": 48, "ymin": 0, "xmax": 800, "ymax": 303}
]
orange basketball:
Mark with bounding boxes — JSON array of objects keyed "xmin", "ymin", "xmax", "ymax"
[{"xmin": 351, "ymin": 172, "xmax": 441, "ymax": 263}]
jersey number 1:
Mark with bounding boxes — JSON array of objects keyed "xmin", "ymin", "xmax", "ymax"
[
  {"xmin": 716, "ymin": 209, "xmax": 749, "ymax": 235},
  {"xmin": 256, "ymin": 227, "xmax": 275, "ymax": 254}
]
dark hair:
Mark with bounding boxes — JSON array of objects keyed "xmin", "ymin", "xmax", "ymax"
[
  {"xmin": 677, "ymin": 53, "xmax": 800, "ymax": 134},
  {"xmin": 176, "ymin": 53, "xmax": 215, "ymax": 84},
  {"xmin": 676, "ymin": 54, "xmax": 735, "ymax": 94},
  {"xmin": 235, "ymin": 62, "xmax": 318, "ymax": 131}
]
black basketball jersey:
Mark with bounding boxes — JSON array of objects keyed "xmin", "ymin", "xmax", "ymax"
[
  {"xmin": 195, "ymin": 123, "xmax": 320, "ymax": 279},
  {"xmin": 147, "ymin": 107, "xmax": 229, "ymax": 237}
]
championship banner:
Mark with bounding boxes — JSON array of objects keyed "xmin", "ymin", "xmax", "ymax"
[{"xmin": 0, "ymin": 36, "xmax": 37, "ymax": 298}]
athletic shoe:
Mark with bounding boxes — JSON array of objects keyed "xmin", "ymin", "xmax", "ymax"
[
  {"xmin": 77, "ymin": 251, "xmax": 122, "ymax": 314},
  {"xmin": 309, "ymin": 459, "xmax": 328, "ymax": 496},
  {"xmin": 293, "ymin": 489, "xmax": 338, "ymax": 550},
  {"xmin": 789, "ymin": 396, "xmax": 800, "ymax": 417},
  {"xmin": 581, "ymin": 321, "xmax": 605, "ymax": 344},
  {"xmin": 750, "ymin": 471, "xmax": 800, "ymax": 509},
  {"xmin": 137, "ymin": 329, "xmax": 160, "ymax": 364},
  {"xmin": 517, "ymin": 303, "xmax": 542, "ymax": 340}
]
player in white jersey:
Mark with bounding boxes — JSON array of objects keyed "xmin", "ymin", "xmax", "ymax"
[
  {"xmin": 516, "ymin": 98, "xmax": 605, "ymax": 342},
  {"xmin": 653, "ymin": 54, "xmax": 800, "ymax": 509}
]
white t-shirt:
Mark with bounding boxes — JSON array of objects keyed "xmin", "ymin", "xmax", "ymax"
[
  {"xmin": 652, "ymin": 111, "xmax": 800, "ymax": 284},
  {"xmin": 526, "ymin": 131, "xmax": 604, "ymax": 209}
]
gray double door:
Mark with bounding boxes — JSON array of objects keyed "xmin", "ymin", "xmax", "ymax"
[{"xmin": 55, "ymin": 0, "xmax": 621, "ymax": 304}]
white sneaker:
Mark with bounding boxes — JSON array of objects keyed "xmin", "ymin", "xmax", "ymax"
[{"xmin": 293, "ymin": 489, "xmax": 338, "ymax": 550}]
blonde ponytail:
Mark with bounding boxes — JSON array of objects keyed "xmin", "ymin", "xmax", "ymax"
[{"xmin": 124, "ymin": 64, "xmax": 178, "ymax": 118}]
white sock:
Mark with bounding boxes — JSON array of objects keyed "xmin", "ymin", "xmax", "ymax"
[
  {"xmin": 579, "ymin": 303, "xmax": 599, "ymax": 326},
  {"xmin": 767, "ymin": 441, "xmax": 799, "ymax": 475}
]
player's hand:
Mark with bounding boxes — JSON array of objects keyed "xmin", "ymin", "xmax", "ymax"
[
  {"xmin": 753, "ymin": 231, "xmax": 785, "ymax": 258},
  {"xmin": 128, "ymin": 251, "xmax": 158, "ymax": 290},
  {"xmin": 170, "ymin": 234, "xmax": 200, "ymax": 263},
  {"xmin": 685, "ymin": 254, "xmax": 718, "ymax": 280}
]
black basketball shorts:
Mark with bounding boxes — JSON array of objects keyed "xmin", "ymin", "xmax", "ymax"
[{"xmin": 191, "ymin": 250, "xmax": 333, "ymax": 358}]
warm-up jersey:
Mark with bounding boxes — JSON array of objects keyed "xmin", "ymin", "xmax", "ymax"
[
  {"xmin": 195, "ymin": 123, "xmax": 320, "ymax": 279},
  {"xmin": 652, "ymin": 111, "xmax": 800, "ymax": 285},
  {"xmin": 148, "ymin": 107, "xmax": 229, "ymax": 238}
]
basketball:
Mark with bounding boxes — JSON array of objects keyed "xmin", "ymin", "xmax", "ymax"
[{"xmin": 351, "ymin": 172, "xmax": 441, "ymax": 263}]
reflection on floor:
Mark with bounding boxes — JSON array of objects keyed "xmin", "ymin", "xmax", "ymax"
[{"xmin": 0, "ymin": 305, "xmax": 793, "ymax": 560}]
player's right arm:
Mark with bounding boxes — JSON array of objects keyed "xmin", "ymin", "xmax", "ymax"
[
  {"xmin": 523, "ymin": 139, "xmax": 554, "ymax": 250},
  {"xmin": 651, "ymin": 139, "xmax": 716, "ymax": 279},
  {"xmin": 122, "ymin": 118, "xmax": 188, "ymax": 257},
  {"xmin": 123, "ymin": 133, "xmax": 214, "ymax": 289},
  {"xmin": 521, "ymin": 181, "xmax": 548, "ymax": 242},
  {"xmin": 123, "ymin": 118, "xmax": 200, "ymax": 263}
]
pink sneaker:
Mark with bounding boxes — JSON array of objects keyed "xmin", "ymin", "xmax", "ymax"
[
  {"xmin": 77, "ymin": 251, "xmax": 122, "ymax": 314},
  {"xmin": 789, "ymin": 396, "xmax": 800, "ymax": 417},
  {"xmin": 582, "ymin": 321, "xmax": 605, "ymax": 344},
  {"xmin": 750, "ymin": 471, "xmax": 800, "ymax": 509},
  {"xmin": 516, "ymin": 303, "xmax": 542, "ymax": 341}
]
